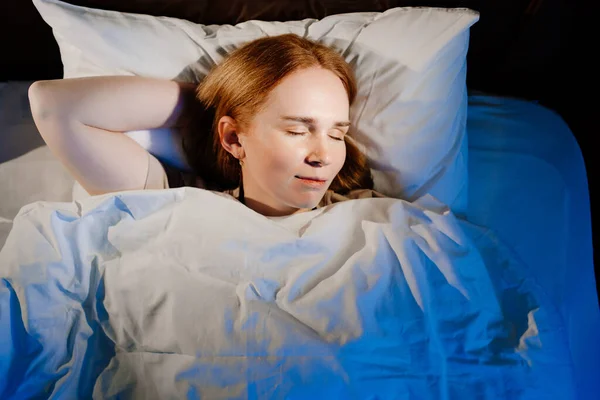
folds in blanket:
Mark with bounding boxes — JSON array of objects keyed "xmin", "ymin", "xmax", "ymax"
[
  {"xmin": 0, "ymin": 188, "xmax": 575, "ymax": 398},
  {"xmin": 0, "ymin": 260, "xmax": 116, "ymax": 399},
  {"xmin": 0, "ymin": 279, "xmax": 44, "ymax": 396}
]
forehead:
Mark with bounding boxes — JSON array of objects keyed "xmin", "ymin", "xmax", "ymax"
[{"xmin": 260, "ymin": 67, "xmax": 350, "ymax": 120}]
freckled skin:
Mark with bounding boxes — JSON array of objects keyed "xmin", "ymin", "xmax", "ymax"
[{"xmin": 219, "ymin": 67, "xmax": 350, "ymax": 216}]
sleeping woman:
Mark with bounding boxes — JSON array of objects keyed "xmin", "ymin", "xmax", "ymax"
[
  {"xmin": 28, "ymin": 34, "xmax": 385, "ymax": 217},
  {"xmin": 20, "ymin": 34, "xmax": 564, "ymax": 399}
]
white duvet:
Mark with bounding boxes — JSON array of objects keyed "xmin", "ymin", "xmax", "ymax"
[{"xmin": 0, "ymin": 188, "xmax": 575, "ymax": 399}]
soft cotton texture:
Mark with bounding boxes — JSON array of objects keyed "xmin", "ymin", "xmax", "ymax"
[
  {"xmin": 33, "ymin": 0, "xmax": 477, "ymax": 215},
  {"xmin": 0, "ymin": 187, "xmax": 575, "ymax": 398}
]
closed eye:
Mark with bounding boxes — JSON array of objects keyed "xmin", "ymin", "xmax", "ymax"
[
  {"xmin": 331, "ymin": 129, "xmax": 348, "ymax": 141},
  {"xmin": 286, "ymin": 130, "xmax": 345, "ymax": 141}
]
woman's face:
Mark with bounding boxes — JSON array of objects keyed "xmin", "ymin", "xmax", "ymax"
[{"xmin": 221, "ymin": 66, "xmax": 350, "ymax": 216}]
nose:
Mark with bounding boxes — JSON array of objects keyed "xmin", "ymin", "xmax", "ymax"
[{"xmin": 305, "ymin": 134, "xmax": 332, "ymax": 167}]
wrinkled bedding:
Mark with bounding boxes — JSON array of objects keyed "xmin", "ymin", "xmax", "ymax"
[{"xmin": 0, "ymin": 188, "xmax": 575, "ymax": 399}]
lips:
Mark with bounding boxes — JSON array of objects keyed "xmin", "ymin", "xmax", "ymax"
[
  {"xmin": 295, "ymin": 176, "xmax": 327, "ymax": 188},
  {"xmin": 295, "ymin": 176, "xmax": 326, "ymax": 183}
]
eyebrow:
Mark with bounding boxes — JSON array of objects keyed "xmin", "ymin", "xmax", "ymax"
[{"xmin": 280, "ymin": 116, "xmax": 351, "ymax": 128}]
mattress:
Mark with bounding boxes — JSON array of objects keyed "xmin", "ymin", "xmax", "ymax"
[
  {"xmin": 0, "ymin": 81, "xmax": 598, "ymax": 397},
  {"xmin": 466, "ymin": 92, "xmax": 599, "ymax": 399}
]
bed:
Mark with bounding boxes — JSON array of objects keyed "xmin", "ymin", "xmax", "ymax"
[
  {"xmin": 2, "ymin": 81, "xmax": 598, "ymax": 398},
  {"xmin": 1, "ymin": 1, "xmax": 598, "ymax": 399}
]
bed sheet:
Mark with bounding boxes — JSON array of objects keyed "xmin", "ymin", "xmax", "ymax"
[{"xmin": 466, "ymin": 92, "xmax": 599, "ymax": 399}]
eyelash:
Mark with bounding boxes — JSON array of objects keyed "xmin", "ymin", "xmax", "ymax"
[{"xmin": 286, "ymin": 131, "xmax": 345, "ymax": 141}]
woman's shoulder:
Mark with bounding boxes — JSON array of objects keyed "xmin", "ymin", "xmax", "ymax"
[{"xmin": 150, "ymin": 153, "xmax": 205, "ymax": 189}]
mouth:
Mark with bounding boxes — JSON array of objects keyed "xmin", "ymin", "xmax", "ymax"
[
  {"xmin": 295, "ymin": 176, "xmax": 328, "ymax": 188},
  {"xmin": 296, "ymin": 176, "xmax": 326, "ymax": 182}
]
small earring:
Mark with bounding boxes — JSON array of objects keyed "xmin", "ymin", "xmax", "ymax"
[{"xmin": 239, "ymin": 158, "xmax": 244, "ymax": 167}]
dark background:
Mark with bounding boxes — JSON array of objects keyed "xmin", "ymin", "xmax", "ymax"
[{"xmin": 1, "ymin": 0, "xmax": 596, "ymax": 293}]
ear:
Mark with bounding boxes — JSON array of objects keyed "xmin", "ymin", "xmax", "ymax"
[{"xmin": 217, "ymin": 115, "xmax": 245, "ymax": 160}]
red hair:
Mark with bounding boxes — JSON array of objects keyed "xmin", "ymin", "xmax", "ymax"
[{"xmin": 182, "ymin": 33, "xmax": 372, "ymax": 194}]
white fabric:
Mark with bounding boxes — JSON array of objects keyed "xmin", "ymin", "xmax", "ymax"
[
  {"xmin": 32, "ymin": 0, "xmax": 478, "ymax": 215},
  {"xmin": 0, "ymin": 146, "xmax": 74, "ymax": 225},
  {"xmin": 0, "ymin": 188, "xmax": 575, "ymax": 398}
]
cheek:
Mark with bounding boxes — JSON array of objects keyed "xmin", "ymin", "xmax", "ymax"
[
  {"xmin": 270, "ymin": 146, "xmax": 301, "ymax": 170},
  {"xmin": 334, "ymin": 144, "xmax": 347, "ymax": 173},
  {"xmin": 250, "ymin": 134, "xmax": 304, "ymax": 176}
]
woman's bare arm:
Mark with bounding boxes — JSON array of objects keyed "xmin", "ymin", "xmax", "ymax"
[{"xmin": 28, "ymin": 76, "xmax": 196, "ymax": 196}]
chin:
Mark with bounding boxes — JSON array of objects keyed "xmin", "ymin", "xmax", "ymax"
[
  {"xmin": 289, "ymin": 194, "xmax": 323, "ymax": 210},
  {"xmin": 279, "ymin": 184, "xmax": 328, "ymax": 210}
]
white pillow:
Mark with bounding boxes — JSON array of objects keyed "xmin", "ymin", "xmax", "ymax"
[{"xmin": 33, "ymin": 0, "xmax": 478, "ymax": 214}]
